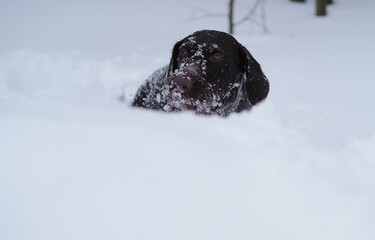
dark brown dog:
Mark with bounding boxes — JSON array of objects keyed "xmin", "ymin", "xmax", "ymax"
[{"xmin": 132, "ymin": 30, "xmax": 269, "ymax": 116}]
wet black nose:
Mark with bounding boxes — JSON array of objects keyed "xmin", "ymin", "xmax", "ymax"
[{"xmin": 173, "ymin": 76, "xmax": 197, "ymax": 93}]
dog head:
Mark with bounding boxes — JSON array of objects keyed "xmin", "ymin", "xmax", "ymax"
[{"xmin": 164, "ymin": 30, "xmax": 269, "ymax": 116}]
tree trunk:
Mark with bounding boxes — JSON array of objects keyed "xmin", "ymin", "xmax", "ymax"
[
  {"xmin": 316, "ymin": 0, "xmax": 327, "ymax": 16},
  {"xmin": 229, "ymin": 0, "xmax": 235, "ymax": 34}
]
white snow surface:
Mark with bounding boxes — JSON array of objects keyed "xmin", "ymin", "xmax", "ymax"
[{"xmin": 1, "ymin": 0, "xmax": 375, "ymax": 239}]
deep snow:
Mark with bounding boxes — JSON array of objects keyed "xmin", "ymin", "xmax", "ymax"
[{"xmin": 1, "ymin": 0, "xmax": 375, "ymax": 240}]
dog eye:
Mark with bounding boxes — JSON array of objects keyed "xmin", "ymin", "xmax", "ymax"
[
  {"xmin": 210, "ymin": 52, "xmax": 224, "ymax": 62},
  {"xmin": 180, "ymin": 48, "xmax": 190, "ymax": 57}
]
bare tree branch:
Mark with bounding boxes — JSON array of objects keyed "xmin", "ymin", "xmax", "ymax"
[
  {"xmin": 229, "ymin": 0, "xmax": 235, "ymax": 34},
  {"xmin": 191, "ymin": 0, "xmax": 269, "ymax": 34},
  {"xmin": 260, "ymin": 0, "xmax": 269, "ymax": 32},
  {"xmin": 316, "ymin": 0, "xmax": 327, "ymax": 16},
  {"xmin": 234, "ymin": 0, "xmax": 268, "ymax": 33}
]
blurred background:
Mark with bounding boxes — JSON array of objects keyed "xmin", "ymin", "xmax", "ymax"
[{"xmin": 1, "ymin": 1, "xmax": 375, "ymax": 240}]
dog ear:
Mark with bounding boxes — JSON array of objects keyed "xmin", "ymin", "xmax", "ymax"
[
  {"xmin": 237, "ymin": 44, "xmax": 269, "ymax": 105},
  {"xmin": 167, "ymin": 39, "xmax": 184, "ymax": 77}
]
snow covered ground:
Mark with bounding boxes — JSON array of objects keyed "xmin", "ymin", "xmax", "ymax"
[{"xmin": 1, "ymin": 0, "xmax": 375, "ymax": 239}]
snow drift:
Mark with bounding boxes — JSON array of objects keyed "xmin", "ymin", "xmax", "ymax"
[{"xmin": 1, "ymin": 0, "xmax": 375, "ymax": 239}]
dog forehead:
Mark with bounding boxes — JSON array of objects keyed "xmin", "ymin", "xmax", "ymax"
[
  {"xmin": 182, "ymin": 31, "xmax": 237, "ymax": 51},
  {"xmin": 180, "ymin": 40, "xmax": 219, "ymax": 52}
]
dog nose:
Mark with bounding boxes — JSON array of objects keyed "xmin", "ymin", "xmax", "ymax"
[{"xmin": 173, "ymin": 76, "xmax": 195, "ymax": 93}]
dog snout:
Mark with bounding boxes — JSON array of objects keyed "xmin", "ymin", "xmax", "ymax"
[
  {"xmin": 173, "ymin": 76, "xmax": 197, "ymax": 93},
  {"xmin": 171, "ymin": 65, "xmax": 202, "ymax": 94}
]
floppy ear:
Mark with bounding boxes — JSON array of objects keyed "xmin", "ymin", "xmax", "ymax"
[
  {"xmin": 167, "ymin": 39, "xmax": 184, "ymax": 77},
  {"xmin": 238, "ymin": 44, "xmax": 269, "ymax": 105}
]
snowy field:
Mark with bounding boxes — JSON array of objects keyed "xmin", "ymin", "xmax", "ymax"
[{"xmin": 1, "ymin": 0, "xmax": 375, "ymax": 239}]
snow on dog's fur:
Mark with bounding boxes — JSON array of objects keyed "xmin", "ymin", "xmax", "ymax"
[{"xmin": 133, "ymin": 30, "xmax": 269, "ymax": 116}]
